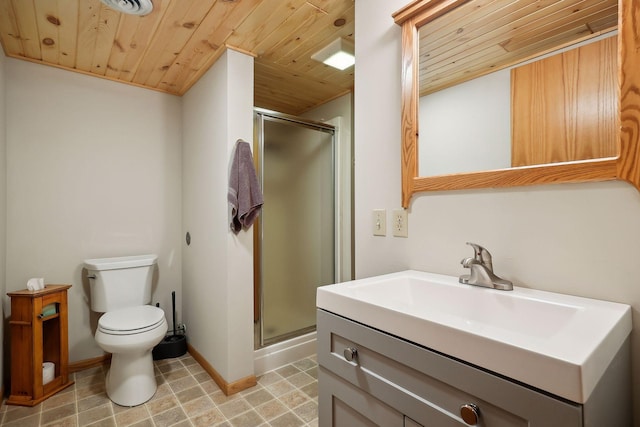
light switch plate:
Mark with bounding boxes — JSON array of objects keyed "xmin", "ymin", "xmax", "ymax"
[
  {"xmin": 392, "ymin": 209, "xmax": 408, "ymax": 237},
  {"xmin": 373, "ymin": 209, "xmax": 386, "ymax": 236}
]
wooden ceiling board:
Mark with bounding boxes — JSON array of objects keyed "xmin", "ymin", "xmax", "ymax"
[
  {"xmin": 272, "ymin": 6, "xmax": 353, "ymax": 79},
  {"xmin": 225, "ymin": 0, "xmax": 307, "ymax": 53},
  {"xmin": 90, "ymin": 5, "xmax": 121, "ymax": 74},
  {"xmin": 0, "ymin": 0, "xmax": 355, "ymax": 115},
  {"xmin": 254, "ymin": 57, "xmax": 352, "ymax": 114},
  {"xmin": 419, "ymin": 0, "xmax": 515, "ymax": 47},
  {"xmin": 272, "ymin": 6, "xmax": 355, "ymax": 67},
  {"xmin": 252, "ymin": 3, "xmax": 323, "ymax": 56},
  {"xmin": 0, "ymin": 1, "xmax": 22, "ymax": 54},
  {"xmin": 419, "ymin": 2, "xmax": 551, "ymax": 77},
  {"xmin": 587, "ymin": 11, "xmax": 618, "ymax": 32},
  {"xmin": 76, "ymin": 0, "xmax": 103, "ymax": 70},
  {"xmin": 103, "ymin": 12, "xmax": 144, "ymax": 79},
  {"xmin": 56, "ymin": 0, "xmax": 80, "ymax": 69},
  {"xmin": 418, "ymin": 0, "xmax": 618, "ymax": 96},
  {"xmin": 255, "ymin": 61, "xmax": 324, "ymax": 108},
  {"xmin": 422, "ymin": 17, "xmax": 613, "ymax": 80},
  {"xmin": 33, "ymin": 0, "xmax": 60, "ymax": 64},
  {"xmin": 107, "ymin": 0, "xmax": 170, "ymax": 82},
  {"xmin": 422, "ymin": 0, "xmax": 577, "ymax": 59},
  {"xmin": 421, "ymin": 0, "xmax": 609, "ymax": 51},
  {"xmin": 10, "ymin": 0, "xmax": 41, "ymax": 59},
  {"xmin": 169, "ymin": 0, "xmax": 263, "ymax": 94},
  {"xmin": 132, "ymin": 0, "xmax": 215, "ymax": 87},
  {"xmin": 499, "ymin": 1, "xmax": 617, "ymax": 52}
]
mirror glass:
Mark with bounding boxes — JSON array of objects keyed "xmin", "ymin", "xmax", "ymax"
[
  {"xmin": 394, "ymin": 0, "xmax": 640, "ymax": 208},
  {"xmin": 416, "ymin": 0, "xmax": 619, "ymax": 177}
]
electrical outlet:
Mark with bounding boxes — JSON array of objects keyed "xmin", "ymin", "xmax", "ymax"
[
  {"xmin": 392, "ymin": 209, "xmax": 408, "ymax": 237},
  {"xmin": 372, "ymin": 209, "xmax": 386, "ymax": 236}
]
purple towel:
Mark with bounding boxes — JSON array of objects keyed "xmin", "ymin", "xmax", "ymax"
[{"xmin": 228, "ymin": 139, "xmax": 264, "ymax": 234}]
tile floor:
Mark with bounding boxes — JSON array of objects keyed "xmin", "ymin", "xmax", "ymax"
[{"xmin": 0, "ymin": 354, "xmax": 318, "ymax": 427}]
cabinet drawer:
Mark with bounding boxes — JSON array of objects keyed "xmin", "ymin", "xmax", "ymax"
[
  {"xmin": 319, "ymin": 366, "xmax": 404, "ymax": 427},
  {"xmin": 41, "ymin": 292, "xmax": 63, "ymax": 307},
  {"xmin": 318, "ymin": 309, "xmax": 582, "ymax": 427}
]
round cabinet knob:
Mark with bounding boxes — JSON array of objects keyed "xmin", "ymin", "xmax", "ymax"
[
  {"xmin": 343, "ymin": 347, "xmax": 358, "ymax": 362},
  {"xmin": 460, "ymin": 403, "xmax": 480, "ymax": 426}
]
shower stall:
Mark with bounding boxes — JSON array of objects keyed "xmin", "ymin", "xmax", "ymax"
[{"xmin": 254, "ymin": 109, "xmax": 338, "ymax": 351}]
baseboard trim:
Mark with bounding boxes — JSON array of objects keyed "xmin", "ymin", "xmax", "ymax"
[
  {"xmin": 67, "ymin": 345, "xmax": 256, "ymax": 397},
  {"xmin": 69, "ymin": 354, "xmax": 111, "ymax": 373},
  {"xmin": 187, "ymin": 343, "xmax": 257, "ymax": 396}
]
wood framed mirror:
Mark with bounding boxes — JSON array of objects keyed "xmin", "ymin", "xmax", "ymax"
[{"xmin": 393, "ymin": 0, "xmax": 640, "ymax": 208}]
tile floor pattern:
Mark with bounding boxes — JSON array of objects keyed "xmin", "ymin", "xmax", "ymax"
[{"xmin": 0, "ymin": 354, "xmax": 318, "ymax": 427}]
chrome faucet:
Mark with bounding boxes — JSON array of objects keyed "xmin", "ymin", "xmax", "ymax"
[{"xmin": 459, "ymin": 242, "xmax": 513, "ymax": 291}]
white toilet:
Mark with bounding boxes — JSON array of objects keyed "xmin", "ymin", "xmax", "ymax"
[{"xmin": 84, "ymin": 254, "xmax": 168, "ymax": 407}]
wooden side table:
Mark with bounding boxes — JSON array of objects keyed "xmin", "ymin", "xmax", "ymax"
[{"xmin": 7, "ymin": 284, "xmax": 74, "ymax": 406}]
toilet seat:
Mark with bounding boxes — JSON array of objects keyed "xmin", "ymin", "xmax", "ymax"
[{"xmin": 99, "ymin": 305, "xmax": 166, "ymax": 335}]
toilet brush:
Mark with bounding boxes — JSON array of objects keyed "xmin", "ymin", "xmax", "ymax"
[
  {"xmin": 152, "ymin": 291, "xmax": 188, "ymax": 360},
  {"xmin": 171, "ymin": 291, "xmax": 178, "ymax": 336}
]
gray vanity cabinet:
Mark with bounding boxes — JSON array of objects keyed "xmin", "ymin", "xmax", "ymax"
[
  {"xmin": 319, "ymin": 366, "xmax": 405, "ymax": 426},
  {"xmin": 317, "ymin": 309, "xmax": 584, "ymax": 427}
]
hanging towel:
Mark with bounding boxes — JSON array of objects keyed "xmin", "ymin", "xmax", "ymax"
[{"xmin": 228, "ymin": 139, "xmax": 264, "ymax": 234}]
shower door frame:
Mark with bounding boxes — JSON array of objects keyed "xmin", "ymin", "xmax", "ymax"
[{"xmin": 254, "ymin": 108, "xmax": 339, "ymax": 349}]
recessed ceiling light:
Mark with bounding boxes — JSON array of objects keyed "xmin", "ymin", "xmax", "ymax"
[{"xmin": 311, "ymin": 38, "xmax": 355, "ymax": 71}]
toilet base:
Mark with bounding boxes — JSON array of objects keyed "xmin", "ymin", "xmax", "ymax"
[{"xmin": 106, "ymin": 350, "xmax": 157, "ymax": 407}]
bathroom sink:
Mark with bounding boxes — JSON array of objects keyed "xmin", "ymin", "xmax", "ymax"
[{"xmin": 316, "ymin": 270, "xmax": 631, "ymax": 404}]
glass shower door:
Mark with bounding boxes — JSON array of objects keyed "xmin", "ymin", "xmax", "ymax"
[{"xmin": 257, "ymin": 112, "xmax": 336, "ymax": 346}]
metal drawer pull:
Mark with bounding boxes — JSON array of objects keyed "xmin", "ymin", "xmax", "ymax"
[
  {"xmin": 460, "ymin": 403, "xmax": 480, "ymax": 425},
  {"xmin": 343, "ymin": 347, "xmax": 358, "ymax": 362}
]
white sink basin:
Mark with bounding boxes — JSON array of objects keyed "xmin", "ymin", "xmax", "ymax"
[{"xmin": 316, "ymin": 270, "xmax": 631, "ymax": 404}]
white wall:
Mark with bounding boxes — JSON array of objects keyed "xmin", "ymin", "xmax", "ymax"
[
  {"xmin": 356, "ymin": 2, "xmax": 640, "ymax": 425},
  {"xmin": 182, "ymin": 49, "xmax": 255, "ymax": 383},
  {"xmin": 354, "ymin": 3, "xmax": 408, "ymax": 277},
  {"xmin": 4, "ymin": 59, "xmax": 183, "ymax": 362},
  {"xmin": 0, "ymin": 51, "xmax": 7, "ymax": 390},
  {"xmin": 419, "ymin": 69, "xmax": 511, "ymax": 175}
]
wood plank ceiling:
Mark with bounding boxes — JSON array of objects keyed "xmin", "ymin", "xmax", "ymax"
[
  {"xmin": 417, "ymin": 0, "xmax": 618, "ymax": 96},
  {"xmin": 0, "ymin": 0, "xmax": 354, "ymax": 115}
]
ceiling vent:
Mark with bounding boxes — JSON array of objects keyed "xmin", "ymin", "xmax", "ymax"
[{"xmin": 100, "ymin": 0, "xmax": 153, "ymax": 16}]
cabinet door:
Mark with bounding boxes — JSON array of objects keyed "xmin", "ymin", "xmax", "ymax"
[
  {"xmin": 318, "ymin": 310, "xmax": 583, "ymax": 427},
  {"xmin": 319, "ymin": 367, "xmax": 403, "ymax": 427}
]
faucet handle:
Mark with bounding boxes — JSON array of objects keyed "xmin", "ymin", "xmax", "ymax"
[
  {"xmin": 460, "ymin": 257, "xmax": 477, "ymax": 268},
  {"xmin": 465, "ymin": 242, "xmax": 493, "ymax": 272}
]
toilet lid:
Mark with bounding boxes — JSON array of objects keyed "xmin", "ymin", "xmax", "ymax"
[{"xmin": 98, "ymin": 305, "xmax": 166, "ymax": 335}]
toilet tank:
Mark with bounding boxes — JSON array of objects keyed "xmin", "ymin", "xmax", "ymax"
[{"xmin": 84, "ymin": 254, "xmax": 158, "ymax": 312}]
